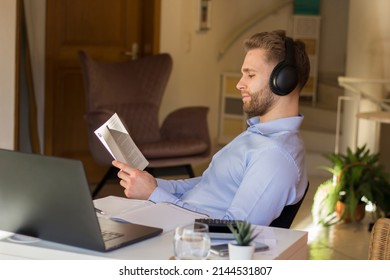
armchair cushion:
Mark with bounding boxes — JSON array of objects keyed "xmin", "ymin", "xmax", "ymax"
[
  {"xmin": 139, "ymin": 139, "xmax": 209, "ymax": 159},
  {"xmin": 141, "ymin": 106, "xmax": 210, "ymax": 159}
]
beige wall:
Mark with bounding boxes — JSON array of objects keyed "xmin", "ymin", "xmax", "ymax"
[
  {"xmin": 0, "ymin": 0, "xmax": 44, "ymax": 151},
  {"xmin": 341, "ymin": 0, "xmax": 390, "ymax": 156},
  {"xmin": 23, "ymin": 0, "xmax": 46, "ymax": 152},
  {"xmin": 0, "ymin": 0, "xmax": 17, "ymax": 150}
]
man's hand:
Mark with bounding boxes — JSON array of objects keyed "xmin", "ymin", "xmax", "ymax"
[{"xmin": 112, "ymin": 160, "xmax": 157, "ymax": 199}]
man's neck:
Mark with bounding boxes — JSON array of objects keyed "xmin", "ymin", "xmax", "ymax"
[{"xmin": 260, "ymin": 92, "xmax": 300, "ymax": 122}]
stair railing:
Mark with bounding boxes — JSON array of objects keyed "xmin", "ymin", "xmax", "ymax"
[{"xmin": 217, "ymin": 0, "xmax": 293, "ymax": 61}]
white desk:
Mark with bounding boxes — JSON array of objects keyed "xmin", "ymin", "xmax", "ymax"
[
  {"xmin": 0, "ymin": 225, "xmax": 307, "ymax": 260},
  {"xmin": 356, "ymin": 111, "xmax": 390, "ymax": 124},
  {"xmin": 0, "ymin": 196, "xmax": 307, "ymax": 260}
]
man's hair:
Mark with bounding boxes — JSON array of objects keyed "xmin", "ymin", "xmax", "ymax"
[{"xmin": 244, "ymin": 30, "xmax": 310, "ymax": 91}]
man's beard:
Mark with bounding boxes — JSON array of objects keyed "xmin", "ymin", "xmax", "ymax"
[{"xmin": 243, "ymin": 87, "xmax": 277, "ymax": 118}]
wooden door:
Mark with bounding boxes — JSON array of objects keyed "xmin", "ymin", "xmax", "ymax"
[{"xmin": 45, "ymin": 0, "xmax": 161, "ymax": 183}]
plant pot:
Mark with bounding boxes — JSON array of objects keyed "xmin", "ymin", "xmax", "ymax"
[
  {"xmin": 228, "ymin": 242, "xmax": 255, "ymax": 260},
  {"xmin": 335, "ymin": 201, "xmax": 366, "ymax": 222}
]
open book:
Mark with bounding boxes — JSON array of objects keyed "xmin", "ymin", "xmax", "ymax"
[
  {"xmin": 93, "ymin": 196, "xmax": 208, "ymax": 232},
  {"xmin": 94, "ymin": 113, "xmax": 149, "ymax": 170}
]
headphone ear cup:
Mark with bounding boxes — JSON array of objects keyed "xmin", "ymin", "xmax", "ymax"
[
  {"xmin": 269, "ymin": 62, "xmax": 298, "ymax": 96},
  {"xmin": 269, "ymin": 37, "xmax": 299, "ymax": 96}
]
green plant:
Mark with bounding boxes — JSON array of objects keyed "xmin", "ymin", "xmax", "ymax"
[
  {"xmin": 227, "ymin": 221, "xmax": 258, "ymax": 246},
  {"xmin": 312, "ymin": 144, "xmax": 390, "ymax": 227}
]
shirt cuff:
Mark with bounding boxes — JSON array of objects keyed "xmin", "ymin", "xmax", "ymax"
[{"xmin": 149, "ymin": 182, "xmax": 179, "ymax": 204}]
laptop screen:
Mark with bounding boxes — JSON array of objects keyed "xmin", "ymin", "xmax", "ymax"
[{"xmin": 0, "ymin": 149, "xmax": 106, "ymax": 249}]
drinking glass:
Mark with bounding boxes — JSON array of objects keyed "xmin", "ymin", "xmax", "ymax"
[{"xmin": 173, "ymin": 222, "xmax": 211, "ymax": 260}]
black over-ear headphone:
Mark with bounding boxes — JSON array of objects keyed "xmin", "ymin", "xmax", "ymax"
[{"xmin": 269, "ymin": 37, "xmax": 298, "ymax": 96}]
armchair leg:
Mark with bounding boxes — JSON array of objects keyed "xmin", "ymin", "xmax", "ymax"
[
  {"xmin": 184, "ymin": 164, "xmax": 195, "ymax": 178},
  {"xmin": 92, "ymin": 166, "xmax": 118, "ymax": 198}
]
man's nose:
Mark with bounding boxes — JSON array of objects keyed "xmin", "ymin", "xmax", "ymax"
[{"xmin": 236, "ymin": 79, "xmax": 245, "ymax": 91}]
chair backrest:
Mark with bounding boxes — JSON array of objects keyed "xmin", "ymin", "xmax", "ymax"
[
  {"xmin": 79, "ymin": 52, "xmax": 172, "ymax": 111},
  {"xmin": 78, "ymin": 52, "xmax": 173, "ymax": 165},
  {"xmin": 269, "ymin": 182, "xmax": 309, "ymax": 229},
  {"xmin": 368, "ymin": 217, "xmax": 390, "ymax": 260}
]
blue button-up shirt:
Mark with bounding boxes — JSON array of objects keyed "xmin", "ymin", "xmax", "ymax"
[{"xmin": 149, "ymin": 115, "xmax": 308, "ymax": 226}]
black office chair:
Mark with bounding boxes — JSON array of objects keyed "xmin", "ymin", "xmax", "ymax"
[{"xmin": 269, "ymin": 182, "xmax": 309, "ymax": 229}]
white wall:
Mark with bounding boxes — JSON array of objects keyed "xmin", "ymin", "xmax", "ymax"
[
  {"xmin": 0, "ymin": 0, "xmax": 17, "ymax": 150},
  {"xmin": 23, "ymin": 0, "xmax": 46, "ymax": 152},
  {"xmin": 340, "ymin": 0, "xmax": 390, "ymax": 154},
  {"xmin": 318, "ymin": 0, "xmax": 348, "ymax": 76}
]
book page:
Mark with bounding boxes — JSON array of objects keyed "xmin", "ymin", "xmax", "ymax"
[
  {"xmin": 114, "ymin": 202, "xmax": 208, "ymax": 232},
  {"xmin": 94, "ymin": 113, "xmax": 149, "ymax": 170},
  {"xmin": 93, "ymin": 196, "xmax": 153, "ymax": 216},
  {"xmin": 107, "ymin": 128, "xmax": 149, "ymax": 170}
]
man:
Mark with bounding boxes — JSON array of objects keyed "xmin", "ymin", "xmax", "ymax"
[{"xmin": 112, "ymin": 30, "xmax": 310, "ymax": 226}]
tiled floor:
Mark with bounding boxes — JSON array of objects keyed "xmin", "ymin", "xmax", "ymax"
[{"xmin": 92, "ymin": 174, "xmax": 374, "ymax": 260}]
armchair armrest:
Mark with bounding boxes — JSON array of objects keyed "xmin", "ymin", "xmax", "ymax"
[{"xmin": 160, "ymin": 106, "xmax": 210, "ymax": 145}]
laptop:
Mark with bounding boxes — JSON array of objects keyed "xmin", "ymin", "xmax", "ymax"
[{"xmin": 0, "ymin": 149, "xmax": 162, "ymax": 252}]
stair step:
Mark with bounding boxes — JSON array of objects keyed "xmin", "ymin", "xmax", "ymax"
[
  {"xmin": 299, "ymin": 73, "xmax": 343, "ymax": 178},
  {"xmin": 302, "ymin": 129, "xmax": 335, "ymax": 177},
  {"xmin": 305, "ymin": 152, "xmax": 331, "ymax": 177},
  {"xmin": 300, "ymin": 105, "xmax": 339, "ymax": 134},
  {"xmin": 301, "ymin": 130, "xmax": 335, "ymax": 154},
  {"xmin": 316, "ymin": 82, "xmax": 344, "ymax": 111}
]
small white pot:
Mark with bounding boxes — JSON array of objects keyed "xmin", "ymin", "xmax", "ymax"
[{"xmin": 228, "ymin": 242, "xmax": 255, "ymax": 260}]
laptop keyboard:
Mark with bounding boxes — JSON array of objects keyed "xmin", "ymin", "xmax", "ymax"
[{"xmin": 101, "ymin": 230, "xmax": 124, "ymax": 242}]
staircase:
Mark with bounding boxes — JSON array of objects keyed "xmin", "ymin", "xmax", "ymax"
[
  {"xmin": 291, "ymin": 74, "xmax": 345, "ymax": 229},
  {"xmin": 300, "ymin": 74, "xmax": 345, "ymax": 178}
]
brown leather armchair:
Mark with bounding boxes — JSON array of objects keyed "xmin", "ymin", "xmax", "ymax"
[{"xmin": 78, "ymin": 52, "xmax": 211, "ymax": 197}]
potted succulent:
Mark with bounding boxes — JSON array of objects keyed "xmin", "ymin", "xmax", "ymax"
[
  {"xmin": 227, "ymin": 220, "xmax": 258, "ymax": 259},
  {"xmin": 312, "ymin": 144, "xmax": 390, "ymax": 227}
]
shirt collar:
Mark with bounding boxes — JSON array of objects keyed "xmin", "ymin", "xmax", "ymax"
[{"xmin": 246, "ymin": 115, "xmax": 304, "ymax": 135}]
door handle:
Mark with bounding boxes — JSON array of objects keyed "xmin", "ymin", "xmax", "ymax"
[{"xmin": 122, "ymin": 43, "xmax": 139, "ymax": 60}]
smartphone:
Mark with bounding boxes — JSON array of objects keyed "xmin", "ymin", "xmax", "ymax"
[{"xmin": 210, "ymin": 241, "xmax": 269, "ymax": 257}]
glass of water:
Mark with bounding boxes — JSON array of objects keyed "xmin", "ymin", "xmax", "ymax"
[{"xmin": 173, "ymin": 222, "xmax": 211, "ymax": 260}]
